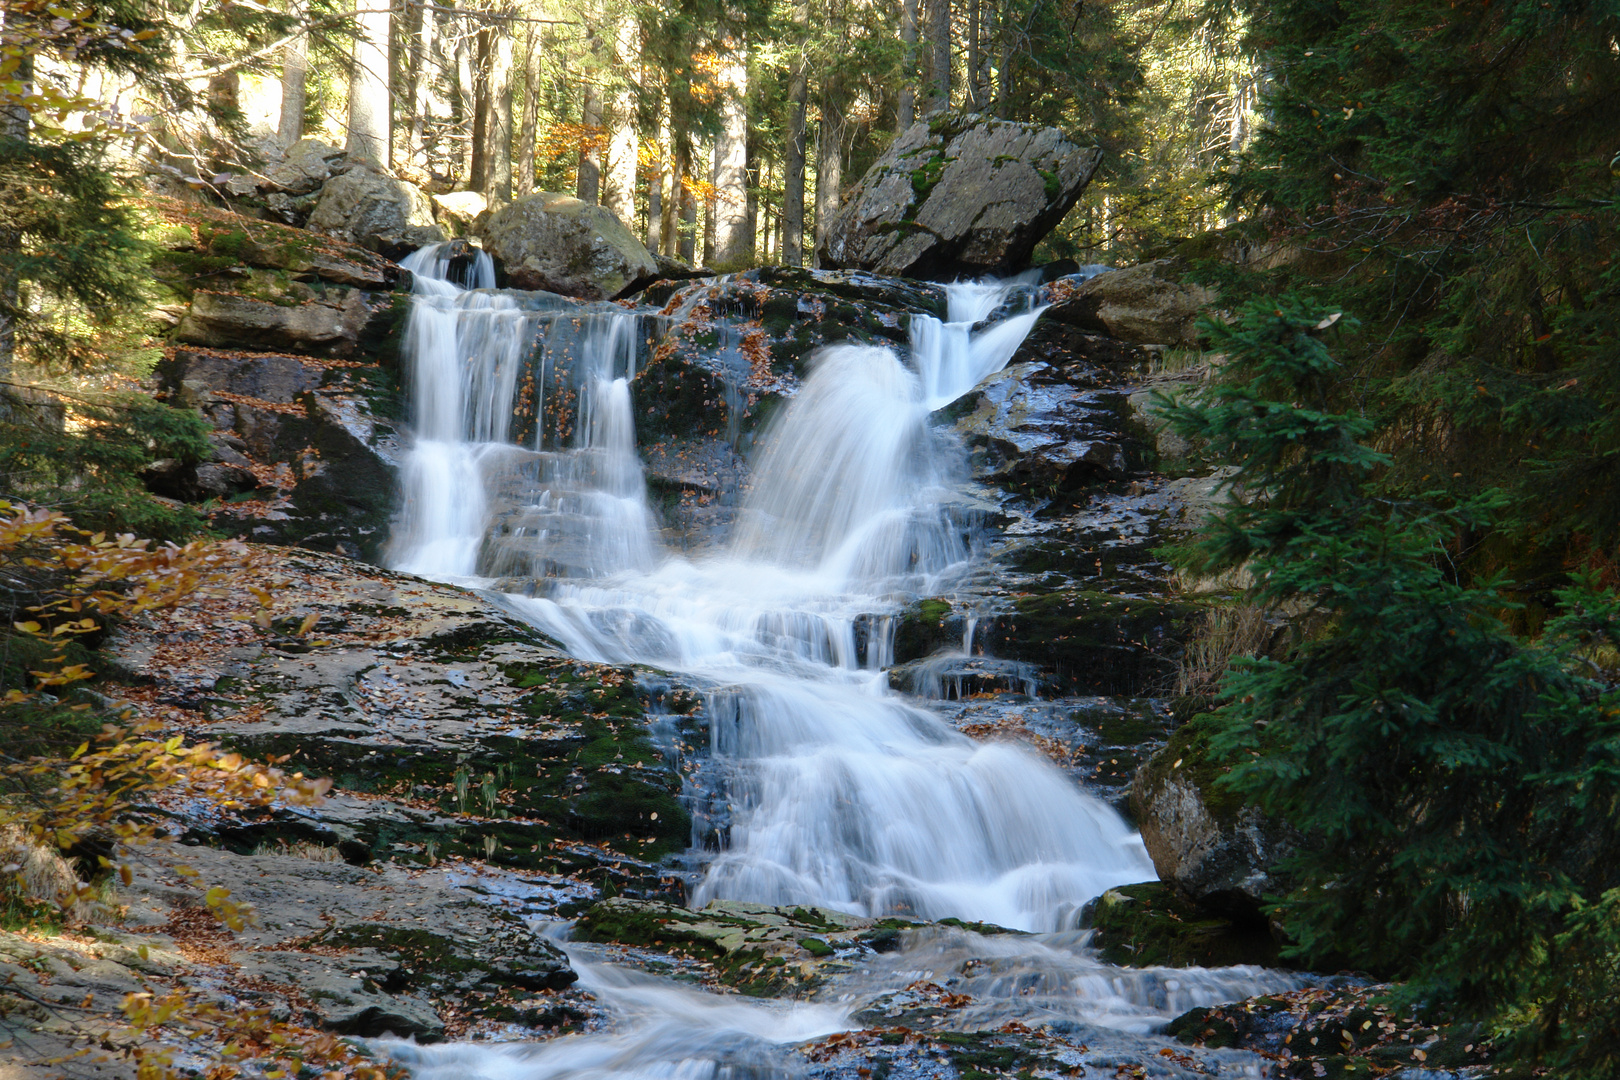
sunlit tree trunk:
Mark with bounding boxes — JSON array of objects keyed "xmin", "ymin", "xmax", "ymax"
[
  {"xmin": 711, "ymin": 49, "xmax": 750, "ymax": 266},
  {"xmin": 517, "ymin": 31, "xmax": 540, "ymax": 195},
  {"xmin": 483, "ymin": 13, "xmax": 514, "ymax": 206},
  {"xmin": 454, "ymin": 16, "xmax": 475, "ymax": 181},
  {"xmin": 0, "ymin": 9, "xmax": 31, "ymax": 385},
  {"xmin": 346, "ymin": 0, "xmax": 391, "ymax": 166},
  {"xmin": 603, "ymin": 15, "xmax": 638, "ymax": 224},
  {"xmin": 278, "ymin": 0, "xmax": 307, "ymax": 145}
]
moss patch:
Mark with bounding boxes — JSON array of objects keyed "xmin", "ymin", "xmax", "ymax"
[{"xmin": 1081, "ymin": 881, "xmax": 1280, "ymax": 968}]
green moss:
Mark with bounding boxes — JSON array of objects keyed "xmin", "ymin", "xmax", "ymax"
[
  {"xmin": 1136, "ymin": 712, "xmax": 1248, "ymax": 823},
  {"xmin": 798, "ymin": 937, "xmax": 834, "ymax": 957},
  {"xmin": 1036, "ymin": 167, "xmax": 1063, "ymax": 201},
  {"xmin": 1082, "ymin": 881, "xmax": 1280, "ymax": 968}
]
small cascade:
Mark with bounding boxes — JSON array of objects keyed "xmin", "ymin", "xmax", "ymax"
[{"xmin": 388, "ymin": 243, "xmax": 660, "ymax": 580}]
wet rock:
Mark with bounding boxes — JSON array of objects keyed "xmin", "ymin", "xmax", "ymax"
[
  {"xmin": 1130, "ymin": 714, "xmax": 1301, "ymax": 920},
  {"xmin": 107, "ymin": 547, "xmax": 699, "ymax": 895},
  {"xmin": 1081, "ymin": 881, "xmax": 1281, "ymax": 968},
  {"xmin": 817, "ymin": 110, "xmax": 1103, "ymax": 278},
  {"xmin": 574, "ymin": 897, "xmax": 921, "ymax": 997},
  {"xmin": 174, "ymin": 288, "xmax": 388, "ymax": 357},
  {"xmin": 952, "ymin": 361, "xmax": 1136, "ymax": 495},
  {"xmin": 637, "ymin": 267, "xmax": 944, "ymax": 448},
  {"xmin": 1128, "ymin": 373, "xmax": 1201, "ymax": 466},
  {"xmin": 306, "ymin": 166, "xmax": 445, "ymax": 258},
  {"xmin": 156, "ymin": 348, "xmax": 404, "ymax": 559},
  {"xmin": 1166, "ymin": 984, "xmax": 1494, "ymax": 1079},
  {"xmin": 1041, "ymin": 260, "xmax": 1217, "ymax": 346},
  {"xmin": 481, "ymin": 192, "xmax": 658, "ymax": 300},
  {"xmin": 981, "ymin": 590, "xmax": 1197, "ymax": 698}
]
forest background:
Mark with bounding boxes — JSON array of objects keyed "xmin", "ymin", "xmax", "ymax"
[{"xmin": 2, "ymin": 0, "xmax": 1620, "ymax": 1076}]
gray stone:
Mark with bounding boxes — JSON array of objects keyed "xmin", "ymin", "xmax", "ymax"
[
  {"xmin": 259, "ymin": 138, "xmax": 345, "ymax": 196},
  {"xmin": 1041, "ymin": 260, "xmax": 1217, "ymax": 346},
  {"xmin": 307, "ymin": 167, "xmax": 444, "ymax": 258},
  {"xmin": 816, "ymin": 111, "xmax": 1102, "ymax": 279},
  {"xmin": 174, "ymin": 289, "xmax": 381, "ymax": 357},
  {"xmin": 953, "ymin": 361, "xmax": 1133, "ymax": 493},
  {"xmin": 431, "ymin": 190, "xmax": 487, "ymax": 237},
  {"xmin": 1130, "ymin": 737, "xmax": 1299, "ymax": 919},
  {"xmin": 481, "ymin": 191, "xmax": 658, "ymax": 300},
  {"xmin": 159, "ymin": 350, "xmax": 325, "ymax": 403}
]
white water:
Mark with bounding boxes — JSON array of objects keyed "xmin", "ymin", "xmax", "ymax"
[{"xmin": 383, "ymin": 250, "xmax": 1302, "ymax": 1072}]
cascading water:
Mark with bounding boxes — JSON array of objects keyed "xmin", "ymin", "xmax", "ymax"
[{"xmin": 384, "ymin": 252, "xmax": 1306, "ymax": 1076}]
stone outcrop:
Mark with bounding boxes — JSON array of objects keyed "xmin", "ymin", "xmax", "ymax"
[
  {"xmin": 306, "ymin": 166, "xmax": 444, "ymax": 257},
  {"xmin": 481, "ymin": 191, "xmax": 658, "ymax": 299},
  {"xmin": 1041, "ymin": 260, "xmax": 1217, "ymax": 346},
  {"xmin": 155, "ymin": 346, "xmax": 403, "ymax": 559},
  {"xmin": 174, "ymin": 287, "xmax": 387, "ymax": 357},
  {"xmin": 1130, "ymin": 715, "xmax": 1300, "ymax": 920},
  {"xmin": 816, "ymin": 111, "xmax": 1103, "ymax": 279},
  {"xmin": 1080, "ymin": 881, "xmax": 1281, "ymax": 968}
]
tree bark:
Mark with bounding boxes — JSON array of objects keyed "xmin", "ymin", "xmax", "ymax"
[
  {"xmin": 0, "ymin": 14, "xmax": 31, "ymax": 385},
  {"xmin": 927, "ymin": 0, "xmax": 950, "ymax": 112},
  {"xmin": 966, "ymin": 0, "xmax": 984, "ymax": 111},
  {"xmin": 346, "ymin": 0, "xmax": 391, "ymax": 167},
  {"xmin": 711, "ymin": 50, "xmax": 750, "ymax": 266},
  {"xmin": 646, "ymin": 106, "xmax": 667, "ymax": 252},
  {"xmin": 898, "ymin": 0, "xmax": 919, "ymax": 129},
  {"xmin": 454, "ymin": 16, "xmax": 474, "ymax": 181},
  {"xmin": 673, "ymin": 136, "xmax": 695, "ymax": 262},
  {"xmin": 484, "ymin": 15, "xmax": 514, "ymax": 206},
  {"xmin": 813, "ymin": 83, "xmax": 844, "ymax": 247},
  {"xmin": 604, "ymin": 15, "xmax": 638, "ymax": 225},
  {"xmin": 576, "ymin": 19, "xmax": 603, "ymax": 205},
  {"xmin": 781, "ymin": 0, "xmax": 808, "ymax": 266},
  {"xmin": 278, "ymin": 0, "xmax": 307, "ymax": 145},
  {"xmin": 517, "ymin": 32, "xmax": 540, "ymax": 195}
]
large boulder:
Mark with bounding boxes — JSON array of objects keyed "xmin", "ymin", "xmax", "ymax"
[
  {"xmin": 481, "ymin": 192, "xmax": 658, "ymax": 300},
  {"xmin": 173, "ymin": 288, "xmax": 387, "ymax": 358},
  {"xmin": 306, "ymin": 166, "xmax": 444, "ymax": 258},
  {"xmin": 1041, "ymin": 260, "xmax": 1217, "ymax": 346},
  {"xmin": 816, "ymin": 111, "xmax": 1102, "ymax": 279},
  {"xmin": 1129, "ymin": 714, "xmax": 1300, "ymax": 920}
]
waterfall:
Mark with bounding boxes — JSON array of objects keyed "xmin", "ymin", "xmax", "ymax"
[{"xmin": 384, "ymin": 257, "xmax": 1304, "ymax": 1070}]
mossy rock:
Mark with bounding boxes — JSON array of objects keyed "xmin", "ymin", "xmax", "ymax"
[
  {"xmin": 1080, "ymin": 881, "xmax": 1281, "ymax": 968},
  {"xmin": 984, "ymin": 590, "xmax": 1198, "ymax": 696}
]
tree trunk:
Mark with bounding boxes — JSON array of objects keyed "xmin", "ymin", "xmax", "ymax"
[
  {"xmin": 744, "ymin": 128, "xmax": 758, "ymax": 263},
  {"xmin": 927, "ymin": 0, "xmax": 950, "ymax": 112},
  {"xmin": 646, "ymin": 106, "xmax": 667, "ymax": 252},
  {"xmin": 0, "ymin": 15, "xmax": 30, "ymax": 385},
  {"xmin": 604, "ymin": 15, "xmax": 638, "ymax": 225},
  {"xmin": 517, "ymin": 33, "xmax": 540, "ymax": 195},
  {"xmin": 576, "ymin": 19, "xmax": 603, "ymax": 206},
  {"xmin": 703, "ymin": 144, "xmax": 717, "ymax": 264},
  {"xmin": 711, "ymin": 52, "xmax": 750, "ymax": 266},
  {"xmin": 674, "ymin": 136, "xmax": 695, "ymax": 262},
  {"xmin": 813, "ymin": 85, "xmax": 844, "ymax": 246},
  {"xmin": 405, "ymin": 0, "xmax": 440, "ymax": 172},
  {"xmin": 781, "ymin": 0, "xmax": 808, "ymax": 266},
  {"xmin": 455, "ymin": 18, "xmax": 474, "ymax": 181},
  {"xmin": 346, "ymin": 0, "xmax": 391, "ymax": 166},
  {"xmin": 483, "ymin": 15, "xmax": 514, "ymax": 206},
  {"xmin": 470, "ymin": 26, "xmax": 489, "ymax": 188},
  {"xmin": 966, "ymin": 0, "xmax": 983, "ymax": 111},
  {"xmin": 278, "ymin": 0, "xmax": 307, "ymax": 145},
  {"xmin": 898, "ymin": 0, "xmax": 919, "ymax": 129}
]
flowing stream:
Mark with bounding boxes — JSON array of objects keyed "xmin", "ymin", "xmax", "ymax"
[{"xmin": 381, "ymin": 245, "xmax": 1306, "ymax": 1077}]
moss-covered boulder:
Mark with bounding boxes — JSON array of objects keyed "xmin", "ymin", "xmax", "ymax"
[
  {"xmin": 574, "ymin": 897, "xmax": 918, "ymax": 997},
  {"xmin": 1081, "ymin": 881, "xmax": 1281, "ymax": 968},
  {"xmin": 1130, "ymin": 714, "xmax": 1300, "ymax": 920},
  {"xmin": 981, "ymin": 589, "xmax": 1198, "ymax": 697}
]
